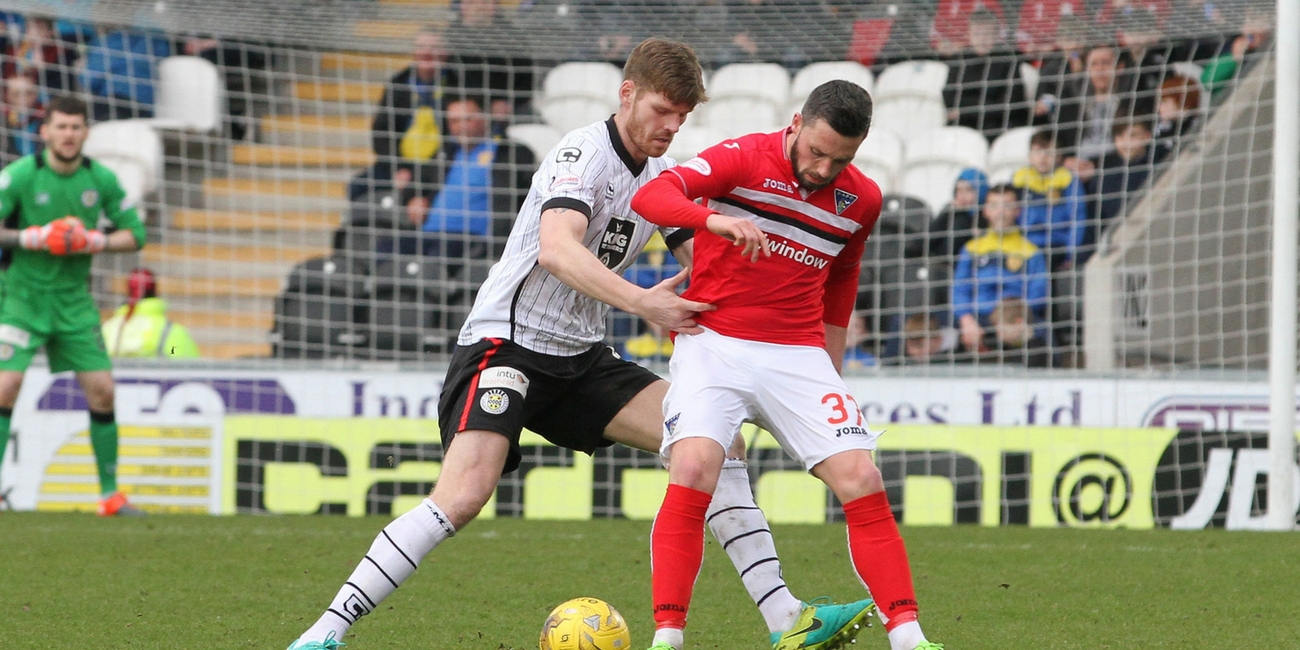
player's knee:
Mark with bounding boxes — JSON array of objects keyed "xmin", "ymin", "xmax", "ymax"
[
  {"xmin": 816, "ymin": 450, "xmax": 884, "ymax": 502},
  {"xmin": 0, "ymin": 373, "xmax": 23, "ymax": 407},
  {"xmin": 666, "ymin": 438, "xmax": 725, "ymax": 494},
  {"xmin": 84, "ymin": 383, "xmax": 114, "ymax": 413}
]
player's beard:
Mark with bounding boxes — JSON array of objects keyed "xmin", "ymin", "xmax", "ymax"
[
  {"xmin": 50, "ymin": 143, "xmax": 82, "ymax": 164},
  {"xmin": 788, "ymin": 134, "xmax": 832, "ymax": 192},
  {"xmin": 628, "ymin": 114, "xmax": 673, "ymax": 159}
]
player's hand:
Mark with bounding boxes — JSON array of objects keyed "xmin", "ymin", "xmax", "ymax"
[
  {"xmin": 705, "ymin": 214, "xmax": 770, "ymax": 262},
  {"xmin": 636, "ymin": 267, "xmax": 715, "ymax": 335},
  {"xmin": 46, "ymin": 217, "xmax": 101, "ymax": 256},
  {"xmin": 18, "ymin": 224, "xmax": 51, "ymax": 250}
]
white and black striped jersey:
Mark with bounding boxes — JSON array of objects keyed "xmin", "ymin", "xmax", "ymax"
[{"xmin": 457, "ymin": 118, "xmax": 690, "ymax": 356}]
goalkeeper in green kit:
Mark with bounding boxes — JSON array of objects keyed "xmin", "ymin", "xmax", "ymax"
[{"xmin": 0, "ymin": 96, "xmax": 147, "ymax": 516}]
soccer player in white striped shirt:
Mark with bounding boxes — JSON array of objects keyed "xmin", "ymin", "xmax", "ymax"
[{"xmin": 287, "ymin": 38, "xmax": 872, "ymax": 650}]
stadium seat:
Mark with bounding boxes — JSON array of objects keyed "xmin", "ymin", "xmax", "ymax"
[
  {"xmin": 854, "ymin": 127, "xmax": 904, "ymax": 194},
  {"xmin": 665, "ymin": 122, "xmax": 720, "ymax": 162},
  {"xmin": 362, "ymin": 256, "xmax": 466, "ymax": 358},
  {"xmin": 82, "ymin": 120, "xmax": 163, "ymax": 205},
  {"xmin": 870, "ymin": 97, "xmax": 948, "ymax": 139},
  {"xmin": 987, "ymin": 126, "xmax": 1035, "ymax": 184},
  {"xmin": 538, "ymin": 62, "xmax": 623, "ymax": 133},
  {"xmin": 873, "ymin": 60, "xmax": 949, "ymax": 103},
  {"xmin": 272, "ymin": 255, "xmax": 367, "ymax": 359},
  {"xmin": 1019, "ymin": 62, "xmax": 1040, "ymax": 101},
  {"xmin": 789, "ymin": 61, "xmax": 875, "ymax": 117},
  {"xmin": 702, "ymin": 63, "xmax": 791, "ymax": 138},
  {"xmin": 147, "ymin": 56, "xmax": 224, "ymax": 133},
  {"xmin": 898, "ymin": 126, "xmax": 989, "ymax": 214},
  {"xmin": 506, "ymin": 123, "xmax": 564, "ymax": 160}
]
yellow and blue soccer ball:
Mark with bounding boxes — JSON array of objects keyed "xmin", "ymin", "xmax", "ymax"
[{"xmin": 539, "ymin": 597, "xmax": 632, "ymax": 650}]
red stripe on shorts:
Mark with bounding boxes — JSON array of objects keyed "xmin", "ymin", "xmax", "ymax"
[{"xmin": 458, "ymin": 337, "xmax": 503, "ymax": 432}]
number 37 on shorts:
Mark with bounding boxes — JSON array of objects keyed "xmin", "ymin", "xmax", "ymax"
[{"xmin": 822, "ymin": 392, "xmax": 871, "ymax": 437}]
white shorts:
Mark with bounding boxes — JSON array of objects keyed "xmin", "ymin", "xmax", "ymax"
[{"xmin": 661, "ymin": 327, "xmax": 881, "ymax": 471}]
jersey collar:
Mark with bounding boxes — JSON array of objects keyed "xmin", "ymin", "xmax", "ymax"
[{"xmin": 605, "ymin": 116, "xmax": 646, "ymax": 177}]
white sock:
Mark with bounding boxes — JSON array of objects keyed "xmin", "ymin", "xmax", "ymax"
[
  {"xmin": 707, "ymin": 458, "xmax": 802, "ymax": 633},
  {"xmin": 887, "ymin": 621, "xmax": 927, "ymax": 650},
  {"xmin": 652, "ymin": 626, "xmax": 685, "ymax": 649},
  {"xmin": 300, "ymin": 498, "xmax": 456, "ymax": 642}
]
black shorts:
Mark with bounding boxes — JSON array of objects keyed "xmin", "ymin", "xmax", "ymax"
[{"xmin": 437, "ymin": 337, "xmax": 661, "ymax": 474}]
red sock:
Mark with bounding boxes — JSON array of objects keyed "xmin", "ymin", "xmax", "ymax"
[
  {"xmin": 843, "ymin": 492, "xmax": 919, "ymax": 630},
  {"xmin": 651, "ymin": 483, "xmax": 713, "ymax": 630}
]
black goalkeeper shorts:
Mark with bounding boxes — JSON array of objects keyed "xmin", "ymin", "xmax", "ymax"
[{"xmin": 437, "ymin": 337, "xmax": 661, "ymax": 474}]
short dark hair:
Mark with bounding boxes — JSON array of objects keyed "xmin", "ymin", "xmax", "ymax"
[
  {"xmin": 1111, "ymin": 115, "xmax": 1153, "ymax": 138},
  {"xmin": 47, "ymin": 95, "xmax": 87, "ymax": 121},
  {"xmin": 1029, "ymin": 128, "xmax": 1056, "ymax": 149},
  {"xmin": 801, "ymin": 80, "xmax": 872, "ymax": 138},
  {"xmin": 986, "ymin": 183, "xmax": 1018, "ymax": 199},
  {"xmin": 445, "ymin": 92, "xmax": 487, "ymax": 111}
]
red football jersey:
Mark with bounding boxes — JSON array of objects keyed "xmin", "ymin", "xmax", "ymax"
[{"xmin": 642, "ymin": 129, "xmax": 882, "ymax": 347}]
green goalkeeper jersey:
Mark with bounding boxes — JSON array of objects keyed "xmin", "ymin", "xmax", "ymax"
[{"xmin": 0, "ymin": 151, "xmax": 147, "ymax": 289}]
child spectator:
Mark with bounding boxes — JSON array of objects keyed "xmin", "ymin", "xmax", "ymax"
[
  {"xmin": 3, "ymin": 17, "xmax": 78, "ymax": 94},
  {"xmin": 952, "ymin": 184, "xmax": 1050, "ymax": 353},
  {"xmin": 1152, "ymin": 73, "xmax": 1201, "ymax": 162},
  {"xmin": 1012, "ymin": 129, "xmax": 1086, "ymax": 270},
  {"xmin": 1083, "ymin": 115, "xmax": 1157, "ymax": 262},
  {"xmin": 928, "ymin": 167, "xmax": 988, "ymax": 264},
  {"xmin": 981, "ymin": 297, "xmax": 1052, "ymax": 367},
  {"xmin": 901, "ymin": 312, "xmax": 960, "ymax": 364}
]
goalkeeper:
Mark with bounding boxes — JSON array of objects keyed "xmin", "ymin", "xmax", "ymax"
[{"xmin": 0, "ymin": 96, "xmax": 147, "ymax": 516}]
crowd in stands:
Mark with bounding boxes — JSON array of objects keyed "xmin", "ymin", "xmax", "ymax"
[{"xmin": 0, "ymin": 1, "xmax": 1271, "ymax": 365}]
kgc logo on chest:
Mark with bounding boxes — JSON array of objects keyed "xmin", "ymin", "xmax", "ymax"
[{"xmin": 598, "ymin": 217, "xmax": 635, "ymax": 269}]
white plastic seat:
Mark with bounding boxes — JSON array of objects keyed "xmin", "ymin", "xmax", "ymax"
[
  {"xmin": 899, "ymin": 126, "xmax": 989, "ymax": 213},
  {"xmin": 788, "ymin": 61, "xmax": 874, "ymax": 116},
  {"xmin": 986, "ymin": 126, "xmax": 1034, "ymax": 185},
  {"xmin": 853, "ymin": 127, "xmax": 903, "ymax": 193},
  {"xmin": 873, "ymin": 60, "xmax": 950, "ymax": 103},
  {"xmin": 703, "ymin": 63, "xmax": 790, "ymax": 138},
  {"xmin": 665, "ymin": 122, "xmax": 720, "ymax": 162},
  {"xmin": 130, "ymin": 56, "xmax": 224, "ymax": 133},
  {"xmin": 83, "ymin": 120, "xmax": 164, "ymax": 204},
  {"xmin": 539, "ymin": 62, "xmax": 623, "ymax": 133},
  {"xmin": 870, "ymin": 97, "xmax": 948, "ymax": 139},
  {"xmin": 506, "ymin": 123, "xmax": 565, "ymax": 160}
]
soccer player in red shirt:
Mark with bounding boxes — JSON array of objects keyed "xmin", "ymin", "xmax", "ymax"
[{"xmin": 631, "ymin": 81, "xmax": 942, "ymax": 650}]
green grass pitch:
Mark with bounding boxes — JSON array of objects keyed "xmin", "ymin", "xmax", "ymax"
[{"xmin": 3, "ymin": 513, "xmax": 1298, "ymax": 649}]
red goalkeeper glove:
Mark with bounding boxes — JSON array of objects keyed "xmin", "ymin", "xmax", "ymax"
[
  {"xmin": 46, "ymin": 217, "xmax": 105, "ymax": 256},
  {"xmin": 18, "ymin": 224, "xmax": 51, "ymax": 250}
]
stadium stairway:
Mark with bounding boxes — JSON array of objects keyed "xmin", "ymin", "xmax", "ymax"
[{"xmin": 164, "ymin": 50, "xmax": 413, "ymax": 358}]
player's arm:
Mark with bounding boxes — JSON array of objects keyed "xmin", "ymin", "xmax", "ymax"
[
  {"xmin": 631, "ymin": 143, "xmax": 770, "ymax": 261},
  {"xmin": 537, "ymin": 206, "xmax": 713, "ymax": 334},
  {"xmin": 0, "ymin": 165, "xmax": 44, "ymax": 250},
  {"xmin": 664, "ymin": 228, "xmax": 694, "ymax": 268},
  {"xmin": 822, "ymin": 187, "xmax": 878, "ymax": 374},
  {"xmin": 99, "ymin": 168, "xmax": 146, "ymax": 252}
]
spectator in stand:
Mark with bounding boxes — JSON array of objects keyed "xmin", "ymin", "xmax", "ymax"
[
  {"xmin": 1201, "ymin": 5, "xmax": 1272, "ymax": 97},
  {"xmin": 1054, "ymin": 44, "xmax": 1126, "ymax": 168},
  {"xmin": 101, "ymin": 269, "xmax": 201, "ymax": 359},
  {"xmin": 952, "ymin": 183, "xmax": 1050, "ymax": 354},
  {"xmin": 1032, "ymin": 14, "xmax": 1093, "ymax": 126},
  {"xmin": 1114, "ymin": 9, "xmax": 1186, "ymax": 107},
  {"xmin": 81, "ymin": 26, "xmax": 172, "ymax": 121},
  {"xmin": 1015, "ymin": 0, "xmax": 1085, "ymax": 56},
  {"xmin": 444, "ymin": 0, "xmax": 536, "ymax": 135},
  {"xmin": 931, "ymin": 0, "xmax": 1007, "ymax": 55},
  {"xmin": 980, "ymin": 297, "xmax": 1052, "ymax": 367},
  {"xmin": 574, "ymin": 0, "xmax": 645, "ymax": 67},
  {"xmin": 1081, "ymin": 115, "xmax": 1157, "ymax": 263},
  {"xmin": 349, "ymin": 27, "xmax": 459, "ymax": 202},
  {"xmin": 927, "ymin": 167, "xmax": 989, "ymax": 265},
  {"xmin": 941, "ymin": 9, "xmax": 1031, "ymax": 141},
  {"xmin": 386, "ymin": 94, "xmax": 535, "ymax": 261},
  {"xmin": 3, "ymin": 17, "xmax": 78, "ymax": 94},
  {"xmin": 1013, "ymin": 129, "xmax": 1085, "ymax": 271},
  {"xmin": 1, "ymin": 74, "xmax": 43, "ymax": 167},
  {"xmin": 708, "ymin": 0, "xmax": 843, "ymax": 71},
  {"xmin": 899, "ymin": 313, "xmax": 960, "ymax": 365},
  {"xmin": 1168, "ymin": 0, "xmax": 1237, "ymax": 61},
  {"xmin": 842, "ymin": 310, "xmax": 879, "ymax": 371},
  {"xmin": 1152, "ymin": 73, "xmax": 1201, "ymax": 162}
]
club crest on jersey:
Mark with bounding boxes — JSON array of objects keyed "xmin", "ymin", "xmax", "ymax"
[
  {"xmin": 834, "ymin": 189, "xmax": 858, "ymax": 216},
  {"xmin": 81, "ymin": 189, "xmax": 98, "ymax": 208},
  {"xmin": 597, "ymin": 216, "xmax": 635, "ymax": 270},
  {"xmin": 480, "ymin": 389, "xmax": 510, "ymax": 415}
]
